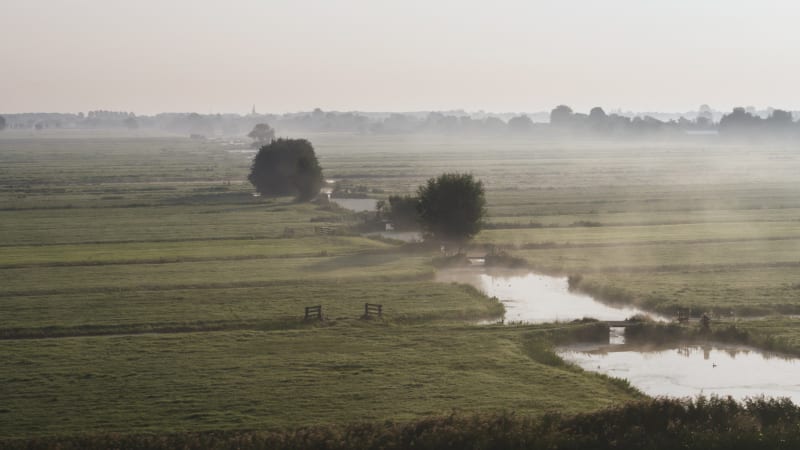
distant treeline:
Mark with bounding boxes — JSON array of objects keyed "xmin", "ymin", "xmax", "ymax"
[{"xmin": 3, "ymin": 104, "xmax": 800, "ymax": 139}]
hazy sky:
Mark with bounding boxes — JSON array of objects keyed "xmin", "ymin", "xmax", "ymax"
[{"xmin": 2, "ymin": 0, "xmax": 799, "ymax": 114}]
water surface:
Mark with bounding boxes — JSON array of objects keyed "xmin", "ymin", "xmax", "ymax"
[
  {"xmin": 435, "ymin": 269, "xmax": 662, "ymax": 323},
  {"xmin": 331, "ymin": 198, "xmax": 377, "ymax": 212},
  {"xmin": 365, "ymin": 231, "xmax": 423, "ymax": 242},
  {"xmin": 558, "ymin": 343, "xmax": 800, "ymax": 402}
]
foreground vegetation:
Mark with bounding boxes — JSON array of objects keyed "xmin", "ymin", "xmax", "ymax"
[
  {"xmin": 2, "ymin": 130, "xmax": 800, "ymax": 443},
  {"xmin": 5, "ymin": 397, "xmax": 800, "ymax": 450}
]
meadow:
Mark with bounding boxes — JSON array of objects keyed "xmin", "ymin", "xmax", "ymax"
[
  {"xmin": 317, "ymin": 132, "xmax": 800, "ymax": 319},
  {"xmin": 2, "ymin": 129, "xmax": 800, "ymax": 441}
]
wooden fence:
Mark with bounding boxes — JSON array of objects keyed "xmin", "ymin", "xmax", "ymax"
[
  {"xmin": 314, "ymin": 226, "xmax": 337, "ymax": 235},
  {"xmin": 303, "ymin": 304, "xmax": 385, "ymax": 321},
  {"xmin": 304, "ymin": 305, "xmax": 323, "ymax": 320},
  {"xmin": 363, "ymin": 303, "xmax": 383, "ymax": 319}
]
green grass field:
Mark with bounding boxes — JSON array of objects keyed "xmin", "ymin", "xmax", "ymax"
[
  {"xmin": 1, "ymin": 324, "xmax": 639, "ymax": 437},
  {"xmin": 2, "ymin": 130, "xmax": 800, "ymax": 440}
]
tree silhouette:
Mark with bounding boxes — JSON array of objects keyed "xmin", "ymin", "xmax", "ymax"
[
  {"xmin": 698, "ymin": 104, "xmax": 713, "ymax": 122},
  {"xmin": 0, "ymin": 116, "xmax": 6, "ymax": 131},
  {"xmin": 248, "ymin": 138, "xmax": 324, "ymax": 202},
  {"xmin": 588, "ymin": 107, "xmax": 607, "ymax": 131},
  {"xmin": 550, "ymin": 105, "xmax": 574, "ymax": 127},
  {"xmin": 248, "ymin": 123, "xmax": 276, "ymax": 148},
  {"xmin": 123, "ymin": 117, "xmax": 139, "ymax": 130},
  {"xmin": 508, "ymin": 115, "xmax": 534, "ymax": 133},
  {"xmin": 417, "ymin": 173, "xmax": 486, "ymax": 247},
  {"xmin": 767, "ymin": 109, "xmax": 792, "ymax": 125},
  {"xmin": 382, "ymin": 195, "xmax": 421, "ymax": 230},
  {"xmin": 719, "ymin": 107, "xmax": 759, "ymax": 135}
]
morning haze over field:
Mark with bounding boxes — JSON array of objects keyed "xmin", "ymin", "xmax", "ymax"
[{"xmin": 4, "ymin": 2, "xmax": 800, "ymax": 449}]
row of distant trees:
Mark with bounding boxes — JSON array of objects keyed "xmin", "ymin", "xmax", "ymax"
[
  {"xmin": 0, "ymin": 111, "xmax": 257, "ymax": 135},
  {"xmin": 3, "ymin": 105, "xmax": 800, "ymax": 138},
  {"xmin": 545, "ymin": 105, "xmax": 800, "ymax": 138}
]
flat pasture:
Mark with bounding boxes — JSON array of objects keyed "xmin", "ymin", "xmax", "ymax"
[
  {"xmin": 1, "ymin": 325, "xmax": 637, "ymax": 438},
  {"xmin": 2, "ymin": 130, "xmax": 800, "ymax": 439}
]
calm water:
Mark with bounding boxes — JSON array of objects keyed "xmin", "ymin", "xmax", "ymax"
[
  {"xmin": 226, "ymin": 149, "xmax": 257, "ymax": 154},
  {"xmin": 331, "ymin": 198, "xmax": 377, "ymax": 212},
  {"xmin": 435, "ymin": 269, "xmax": 664, "ymax": 323},
  {"xmin": 558, "ymin": 343, "xmax": 800, "ymax": 402},
  {"xmin": 365, "ymin": 231, "xmax": 423, "ymax": 242}
]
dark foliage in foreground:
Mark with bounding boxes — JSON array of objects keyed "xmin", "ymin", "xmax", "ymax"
[{"xmin": 7, "ymin": 397, "xmax": 800, "ymax": 450}]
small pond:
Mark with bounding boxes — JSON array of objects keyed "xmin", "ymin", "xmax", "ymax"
[
  {"xmin": 435, "ymin": 269, "xmax": 664, "ymax": 323},
  {"xmin": 331, "ymin": 198, "xmax": 377, "ymax": 212},
  {"xmin": 558, "ymin": 343, "xmax": 800, "ymax": 403}
]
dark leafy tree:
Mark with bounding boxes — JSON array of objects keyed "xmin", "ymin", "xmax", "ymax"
[
  {"xmin": 248, "ymin": 138, "xmax": 324, "ymax": 202},
  {"xmin": 0, "ymin": 115, "xmax": 6, "ymax": 131},
  {"xmin": 417, "ymin": 173, "xmax": 486, "ymax": 246},
  {"xmin": 383, "ymin": 195, "xmax": 421, "ymax": 230},
  {"xmin": 248, "ymin": 123, "xmax": 275, "ymax": 148}
]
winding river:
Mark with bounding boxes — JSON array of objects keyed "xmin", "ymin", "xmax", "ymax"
[
  {"xmin": 334, "ymin": 193, "xmax": 800, "ymax": 403},
  {"xmin": 435, "ymin": 267, "xmax": 800, "ymax": 403},
  {"xmin": 435, "ymin": 268, "xmax": 665, "ymax": 323}
]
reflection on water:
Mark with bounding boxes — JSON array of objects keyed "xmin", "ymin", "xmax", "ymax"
[
  {"xmin": 435, "ymin": 269, "xmax": 663, "ymax": 323},
  {"xmin": 609, "ymin": 327, "xmax": 626, "ymax": 345},
  {"xmin": 365, "ymin": 231, "xmax": 423, "ymax": 242},
  {"xmin": 558, "ymin": 343, "xmax": 800, "ymax": 402},
  {"xmin": 226, "ymin": 149, "xmax": 257, "ymax": 154},
  {"xmin": 331, "ymin": 198, "xmax": 377, "ymax": 212}
]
